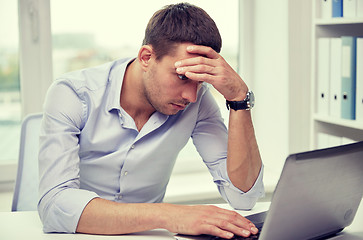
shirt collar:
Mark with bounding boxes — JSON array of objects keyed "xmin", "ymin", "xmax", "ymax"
[
  {"xmin": 106, "ymin": 58, "xmax": 135, "ymax": 112},
  {"xmin": 105, "ymin": 58, "xmax": 171, "ymax": 129}
]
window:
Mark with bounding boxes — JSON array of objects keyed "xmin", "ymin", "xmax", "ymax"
[
  {"xmin": 0, "ymin": 1, "xmax": 21, "ymax": 167},
  {"xmin": 50, "ymin": 0, "xmax": 238, "ymax": 173},
  {"xmin": 51, "ymin": 0, "xmax": 238, "ymax": 76},
  {"xmin": 0, "ymin": 0, "xmax": 238, "ymax": 186}
]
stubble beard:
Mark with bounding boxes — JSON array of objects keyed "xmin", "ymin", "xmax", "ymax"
[
  {"xmin": 143, "ymin": 66, "xmax": 191, "ymax": 116},
  {"xmin": 142, "ymin": 69, "xmax": 177, "ymax": 116}
]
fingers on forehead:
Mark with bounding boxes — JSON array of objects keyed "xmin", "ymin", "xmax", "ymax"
[
  {"xmin": 187, "ymin": 45, "xmax": 219, "ymax": 58},
  {"xmin": 178, "ymin": 56, "xmax": 213, "ymax": 66}
]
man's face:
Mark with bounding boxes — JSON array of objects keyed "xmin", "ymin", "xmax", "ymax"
[{"xmin": 142, "ymin": 43, "xmax": 203, "ymax": 115}]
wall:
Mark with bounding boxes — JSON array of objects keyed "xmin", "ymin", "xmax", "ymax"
[
  {"xmin": 239, "ymin": 0, "xmax": 312, "ymax": 190},
  {"xmin": 239, "ymin": 0, "xmax": 289, "ymax": 188}
]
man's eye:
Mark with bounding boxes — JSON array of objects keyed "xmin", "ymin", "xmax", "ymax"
[{"xmin": 177, "ymin": 74, "xmax": 188, "ymax": 81}]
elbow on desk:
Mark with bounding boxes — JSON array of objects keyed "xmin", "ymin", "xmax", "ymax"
[
  {"xmin": 38, "ymin": 197, "xmax": 77, "ymax": 233},
  {"xmin": 218, "ymin": 184, "xmax": 265, "ymax": 211},
  {"xmin": 38, "ymin": 189, "xmax": 99, "ymax": 233},
  {"xmin": 229, "ymin": 197, "xmax": 259, "ymax": 211}
]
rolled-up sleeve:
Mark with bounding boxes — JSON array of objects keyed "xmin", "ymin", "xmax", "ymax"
[
  {"xmin": 38, "ymin": 80, "xmax": 99, "ymax": 233},
  {"xmin": 210, "ymin": 161, "xmax": 264, "ymax": 210},
  {"xmin": 192, "ymin": 90, "xmax": 265, "ymax": 210}
]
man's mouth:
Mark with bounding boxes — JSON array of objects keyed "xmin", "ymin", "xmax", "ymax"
[{"xmin": 171, "ymin": 102, "xmax": 189, "ymax": 110}]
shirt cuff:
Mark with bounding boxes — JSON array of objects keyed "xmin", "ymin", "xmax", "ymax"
[
  {"xmin": 211, "ymin": 161, "xmax": 265, "ymax": 210},
  {"xmin": 39, "ymin": 189, "xmax": 99, "ymax": 233}
]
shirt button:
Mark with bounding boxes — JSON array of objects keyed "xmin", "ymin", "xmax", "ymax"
[
  {"xmin": 117, "ymin": 195, "xmax": 123, "ymax": 200},
  {"xmin": 131, "ymin": 145, "xmax": 135, "ymax": 149},
  {"xmin": 124, "ymin": 171, "xmax": 128, "ymax": 176}
]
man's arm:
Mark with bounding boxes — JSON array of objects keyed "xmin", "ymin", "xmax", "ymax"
[
  {"xmin": 77, "ymin": 197, "xmax": 258, "ymax": 238},
  {"xmin": 175, "ymin": 45, "xmax": 262, "ymax": 192},
  {"xmin": 227, "ymin": 109, "xmax": 262, "ymax": 192}
]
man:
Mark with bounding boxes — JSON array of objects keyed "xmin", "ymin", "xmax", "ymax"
[{"xmin": 38, "ymin": 3, "xmax": 264, "ymax": 239}]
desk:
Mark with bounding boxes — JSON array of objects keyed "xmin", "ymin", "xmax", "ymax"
[{"xmin": 0, "ymin": 202, "xmax": 362, "ymax": 240}]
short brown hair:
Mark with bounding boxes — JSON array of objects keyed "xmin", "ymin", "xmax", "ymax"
[{"xmin": 142, "ymin": 2, "xmax": 222, "ymax": 60}]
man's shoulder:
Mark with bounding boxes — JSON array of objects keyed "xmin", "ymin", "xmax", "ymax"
[{"xmin": 54, "ymin": 58, "xmax": 131, "ymax": 91}]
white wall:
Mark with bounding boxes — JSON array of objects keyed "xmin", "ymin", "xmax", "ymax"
[
  {"xmin": 287, "ymin": 0, "xmax": 311, "ymax": 154},
  {"xmin": 239, "ymin": 0, "xmax": 312, "ymax": 190},
  {"xmin": 239, "ymin": 0, "xmax": 290, "ymax": 188}
]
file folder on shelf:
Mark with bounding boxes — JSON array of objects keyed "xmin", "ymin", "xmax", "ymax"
[
  {"xmin": 344, "ymin": 0, "xmax": 357, "ymax": 18},
  {"xmin": 317, "ymin": 133, "xmax": 343, "ymax": 149},
  {"xmin": 317, "ymin": 38, "xmax": 331, "ymax": 116},
  {"xmin": 356, "ymin": 38, "xmax": 363, "ymax": 122},
  {"xmin": 330, "ymin": 38, "xmax": 342, "ymax": 118},
  {"xmin": 320, "ymin": 0, "xmax": 332, "ymax": 18},
  {"xmin": 341, "ymin": 36, "xmax": 357, "ymax": 120},
  {"xmin": 358, "ymin": 0, "xmax": 363, "ymax": 17},
  {"xmin": 332, "ymin": 0, "xmax": 343, "ymax": 17}
]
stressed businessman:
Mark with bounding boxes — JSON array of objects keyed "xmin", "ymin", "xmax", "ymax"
[{"xmin": 38, "ymin": 3, "xmax": 264, "ymax": 239}]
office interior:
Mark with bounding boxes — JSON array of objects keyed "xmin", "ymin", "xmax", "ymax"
[{"xmin": 1, "ymin": 0, "xmax": 362, "ymax": 212}]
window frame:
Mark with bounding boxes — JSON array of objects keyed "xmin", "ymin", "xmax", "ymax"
[
  {"xmin": 0, "ymin": 0, "xmax": 53, "ymax": 186},
  {"xmin": 1, "ymin": 0, "xmax": 241, "ymax": 185},
  {"xmin": 18, "ymin": 0, "xmax": 53, "ymax": 116}
]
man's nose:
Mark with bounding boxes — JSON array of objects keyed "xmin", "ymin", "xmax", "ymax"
[{"xmin": 181, "ymin": 82, "xmax": 199, "ymax": 103}]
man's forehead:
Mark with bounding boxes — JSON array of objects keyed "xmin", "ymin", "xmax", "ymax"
[{"xmin": 169, "ymin": 43, "xmax": 201, "ymax": 60}]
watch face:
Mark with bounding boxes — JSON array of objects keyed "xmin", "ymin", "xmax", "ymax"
[{"xmin": 248, "ymin": 91, "xmax": 255, "ymax": 109}]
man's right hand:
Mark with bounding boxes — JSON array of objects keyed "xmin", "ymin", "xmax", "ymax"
[
  {"xmin": 77, "ymin": 198, "xmax": 258, "ymax": 239},
  {"xmin": 162, "ymin": 204, "xmax": 259, "ymax": 239}
]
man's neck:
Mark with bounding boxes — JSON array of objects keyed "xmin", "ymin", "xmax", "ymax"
[{"xmin": 120, "ymin": 60, "xmax": 155, "ymax": 131}]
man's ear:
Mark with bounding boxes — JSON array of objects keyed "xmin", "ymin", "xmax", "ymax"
[{"xmin": 138, "ymin": 45, "xmax": 154, "ymax": 71}]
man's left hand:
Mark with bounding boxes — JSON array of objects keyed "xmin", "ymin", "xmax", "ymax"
[{"xmin": 175, "ymin": 45, "xmax": 248, "ymax": 101}]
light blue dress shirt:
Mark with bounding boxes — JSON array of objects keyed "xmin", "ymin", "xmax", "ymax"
[{"xmin": 38, "ymin": 58, "xmax": 264, "ymax": 233}]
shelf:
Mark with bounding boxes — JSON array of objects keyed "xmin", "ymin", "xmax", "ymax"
[
  {"xmin": 313, "ymin": 114, "xmax": 363, "ymax": 130},
  {"xmin": 315, "ymin": 18, "xmax": 363, "ymax": 25},
  {"xmin": 311, "ymin": 1, "xmax": 363, "ymax": 148}
]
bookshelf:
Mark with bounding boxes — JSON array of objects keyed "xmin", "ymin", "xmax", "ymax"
[{"xmin": 311, "ymin": 1, "xmax": 363, "ymax": 149}]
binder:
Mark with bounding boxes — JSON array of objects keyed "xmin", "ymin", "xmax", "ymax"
[
  {"xmin": 320, "ymin": 0, "xmax": 332, "ymax": 18},
  {"xmin": 328, "ymin": 135, "xmax": 343, "ymax": 147},
  {"xmin": 356, "ymin": 38, "xmax": 363, "ymax": 122},
  {"xmin": 317, "ymin": 38, "xmax": 331, "ymax": 116},
  {"xmin": 341, "ymin": 36, "xmax": 357, "ymax": 120},
  {"xmin": 358, "ymin": 0, "xmax": 363, "ymax": 17},
  {"xmin": 317, "ymin": 133, "xmax": 330, "ymax": 149},
  {"xmin": 330, "ymin": 38, "xmax": 342, "ymax": 118},
  {"xmin": 332, "ymin": 0, "xmax": 343, "ymax": 17},
  {"xmin": 317, "ymin": 133, "xmax": 342, "ymax": 148},
  {"xmin": 344, "ymin": 0, "xmax": 357, "ymax": 17},
  {"xmin": 342, "ymin": 137, "xmax": 356, "ymax": 144}
]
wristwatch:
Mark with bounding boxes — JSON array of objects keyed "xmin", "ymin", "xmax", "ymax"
[{"xmin": 226, "ymin": 91, "xmax": 255, "ymax": 111}]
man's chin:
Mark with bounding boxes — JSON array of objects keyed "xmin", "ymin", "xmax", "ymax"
[
  {"xmin": 164, "ymin": 109, "xmax": 181, "ymax": 116},
  {"xmin": 160, "ymin": 106, "xmax": 182, "ymax": 116},
  {"xmin": 152, "ymin": 107, "xmax": 177, "ymax": 116},
  {"xmin": 154, "ymin": 103, "xmax": 188, "ymax": 116}
]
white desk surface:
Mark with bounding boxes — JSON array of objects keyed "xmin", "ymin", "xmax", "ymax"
[{"xmin": 1, "ymin": 201, "xmax": 362, "ymax": 240}]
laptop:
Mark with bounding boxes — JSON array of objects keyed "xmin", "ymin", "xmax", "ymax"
[{"xmin": 176, "ymin": 141, "xmax": 363, "ymax": 240}]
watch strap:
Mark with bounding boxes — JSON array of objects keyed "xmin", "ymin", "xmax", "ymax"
[
  {"xmin": 226, "ymin": 100, "xmax": 249, "ymax": 110},
  {"xmin": 226, "ymin": 91, "xmax": 254, "ymax": 111}
]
